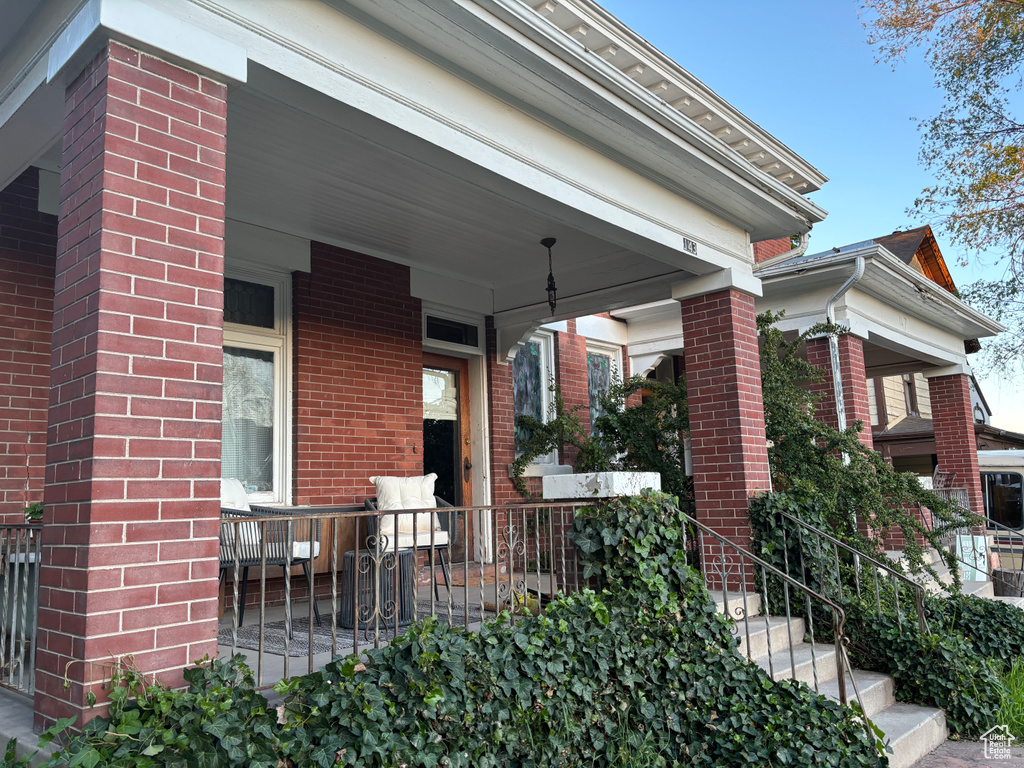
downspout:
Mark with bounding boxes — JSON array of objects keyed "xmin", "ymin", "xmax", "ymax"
[{"xmin": 824, "ymin": 254, "xmax": 865, "ymax": 452}]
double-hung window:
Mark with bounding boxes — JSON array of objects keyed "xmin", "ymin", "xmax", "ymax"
[{"xmin": 222, "ymin": 269, "xmax": 291, "ymax": 503}]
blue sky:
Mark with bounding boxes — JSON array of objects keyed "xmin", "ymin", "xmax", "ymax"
[{"xmin": 597, "ymin": 0, "xmax": 1023, "ymax": 431}]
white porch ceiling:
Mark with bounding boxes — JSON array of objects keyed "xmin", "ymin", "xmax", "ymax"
[{"xmin": 226, "ymin": 68, "xmax": 699, "ymax": 318}]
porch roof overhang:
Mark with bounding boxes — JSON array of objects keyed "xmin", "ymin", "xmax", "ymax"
[
  {"xmin": 755, "ymin": 244, "xmax": 1004, "ymax": 377},
  {"xmin": 1, "ymin": 0, "xmax": 827, "ymax": 359}
]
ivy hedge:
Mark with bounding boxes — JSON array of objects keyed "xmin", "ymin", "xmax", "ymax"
[{"xmin": 31, "ymin": 492, "xmax": 885, "ymax": 768}]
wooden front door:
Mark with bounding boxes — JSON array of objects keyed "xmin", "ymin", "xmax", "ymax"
[{"xmin": 422, "ymin": 353, "xmax": 472, "ymax": 507}]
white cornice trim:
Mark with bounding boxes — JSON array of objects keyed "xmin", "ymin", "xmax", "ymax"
[
  {"xmin": 923, "ymin": 363, "xmax": 972, "ymax": 379},
  {"xmin": 47, "ymin": 0, "xmax": 247, "ymax": 85},
  {"xmin": 500, "ymin": 0, "xmax": 827, "ymax": 197}
]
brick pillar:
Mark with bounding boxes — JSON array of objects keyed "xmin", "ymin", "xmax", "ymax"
[
  {"xmin": 805, "ymin": 335, "xmax": 874, "ymax": 448},
  {"xmin": 680, "ymin": 289, "xmax": 770, "ymax": 560},
  {"xmin": 927, "ymin": 371, "xmax": 984, "ymax": 517},
  {"xmin": 35, "ymin": 41, "xmax": 227, "ymax": 728},
  {"xmin": 554, "ymin": 320, "xmax": 589, "ymax": 465},
  {"xmin": 0, "ymin": 169, "xmax": 57, "ymax": 523}
]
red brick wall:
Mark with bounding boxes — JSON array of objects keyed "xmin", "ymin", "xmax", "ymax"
[
  {"xmin": 35, "ymin": 42, "xmax": 227, "ymax": 728},
  {"xmin": 753, "ymin": 238, "xmax": 792, "ymax": 264},
  {"xmin": 487, "ymin": 321, "xmax": 531, "ymax": 505},
  {"xmin": 292, "ymin": 243, "xmax": 422, "ymax": 507},
  {"xmin": 0, "ymin": 168, "xmax": 56, "ymax": 523},
  {"xmin": 928, "ymin": 372, "xmax": 984, "ymax": 518},
  {"xmin": 805, "ymin": 335, "xmax": 874, "ymax": 448},
  {"xmin": 554, "ymin": 319, "xmax": 589, "ymax": 467},
  {"xmin": 680, "ymin": 290, "xmax": 771, "ymax": 550}
]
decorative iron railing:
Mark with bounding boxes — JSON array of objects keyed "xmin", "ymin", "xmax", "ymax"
[
  {"xmin": 676, "ymin": 510, "xmax": 871, "ymax": 729},
  {"xmin": 777, "ymin": 511, "xmax": 930, "ymax": 635},
  {"xmin": 218, "ymin": 502, "xmax": 588, "ymax": 686},
  {"xmin": 0, "ymin": 524, "xmax": 42, "ymax": 695}
]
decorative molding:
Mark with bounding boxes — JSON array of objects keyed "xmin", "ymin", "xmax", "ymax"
[{"xmin": 186, "ymin": 0, "xmax": 744, "ymax": 265}]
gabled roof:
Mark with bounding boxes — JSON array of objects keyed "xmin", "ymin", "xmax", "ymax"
[{"xmin": 872, "ymin": 226, "xmax": 957, "ymax": 294}]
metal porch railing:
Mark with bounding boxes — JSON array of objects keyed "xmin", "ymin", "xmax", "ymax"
[
  {"xmin": 218, "ymin": 502, "xmax": 588, "ymax": 687},
  {"xmin": 777, "ymin": 511, "xmax": 930, "ymax": 635},
  {"xmin": 1, "ymin": 524, "xmax": 41, "ymax": 695},
  {"xmin": 676, "ymin": 510, "xmax": 872, "ymax": 733}
]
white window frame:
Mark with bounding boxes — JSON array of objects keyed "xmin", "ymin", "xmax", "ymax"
[
  {"xmin": 422, "ymin": 302, "xmax": 485, "ymax": 356},
  {"xmin": 586, "ymin": 340, "xmax": 623, "ymax": 425},
  {"xmin": 514, "ymin": 329, "xmax": 557, "ymax": 468},
  {"xmin": 222, "ymin": 265, "xmax": 292, "ymax": 504}
]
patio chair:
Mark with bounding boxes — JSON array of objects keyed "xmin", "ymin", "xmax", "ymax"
[
  {"xmin": 362, "ymin": 495, "xmax": 457, "ymax": 601},
  {"xmin": 218, "ymin": 479, "xmax": 322, "ymax": 628}
]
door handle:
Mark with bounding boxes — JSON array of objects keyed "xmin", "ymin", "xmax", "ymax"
[{"xmin": 463, "ymin": 456, "xmax": 473, "ymax": 482}]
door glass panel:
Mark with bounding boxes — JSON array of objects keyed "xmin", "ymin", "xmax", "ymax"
[
  {"xmin": 423, "ymin": 368, "xmax": 459, "ymax": 504},
  {"xmin": 984, "ymin": 472, "xmax": 1024, "ymax": 529},
  {"xmin": 222, "ymin": 346, "xmax": 275, "ymax": 494}
]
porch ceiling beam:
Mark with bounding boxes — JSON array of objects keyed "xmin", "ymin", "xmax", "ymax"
[{"xmin": 492, "ymin": 268, "xmax": 690, "ymax": 338}]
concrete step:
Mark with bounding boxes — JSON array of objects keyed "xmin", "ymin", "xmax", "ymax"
[
  {"xmin": 817, "ymin": 669, "xmax": 895, "ymax": 719},
  {"xmin": 756, "ymin": 640, "xmax": 838, "ymax": 687},
  {"xmin": 735, "ymin": 615, "xmax": 805, "ymax": 660},
  {"xmin": 872, "ymin": 703, "xmax": 947, "ymax": 768},
  {"xmin": 707, "ymin": 590, "xmax": 761, "ymax": 621},
  {"xmin": 961, "ymin": 579, "xmax": 995, "ymax": 598}
]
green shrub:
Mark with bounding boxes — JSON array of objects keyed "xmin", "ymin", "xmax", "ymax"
[
  {"xmin": 844, "ymin": 599, "xmax": 1002, "ymax": 737},
  {"xmin": 997, "ymin": 657, "xmax": 1024, "ymax": 742},
  {"xmin": 51, "ymin": 656, "xmax": 279, "ymax": 768},
  {"xmin": 927, "ymin": 593, "xmax": 1024, "ymax": 664},
  {"xmin": 42, "ymin": 492, "xmax": 883, "ymax": 767},
  {"xmin": 277, "ymin": 491, "xmax": 884, "ymax": 767}
]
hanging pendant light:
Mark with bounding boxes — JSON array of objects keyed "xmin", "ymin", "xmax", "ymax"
[{"xmin": 541, "ymin": 237, "xmax": 557, "ymax": 314}]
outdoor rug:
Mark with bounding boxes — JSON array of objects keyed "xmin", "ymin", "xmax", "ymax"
[{"xmin": 218, "ymin": 601, "xmax": 493, "ymax": 657}]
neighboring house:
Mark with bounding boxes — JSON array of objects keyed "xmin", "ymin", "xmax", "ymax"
[
  {"xmin": 754, "ymin": 225, "xmax": 1003, "ymax": 526},
  {"xmin": 871, "ymin": 370, "xmax": 1024, "ymax": 476},
  {"xmin": 0, "ymin": 0, "xmax": 826, "ymax": 727}
]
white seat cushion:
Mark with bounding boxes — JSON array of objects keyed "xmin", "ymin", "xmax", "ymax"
[
  {"xmin": 392, "ymin": 530, "xmax": 449, "ymax": 550},
  {"xmin": 292, "ymin": 540, "xmax": 321, "ymax": 560},
  {"xmin": 370, "ymin": 474, "xmax": 443, "ymax": 539},
  {"xmin": 220, "ymin": 478, "xmax": 251, "ymax": 511}
]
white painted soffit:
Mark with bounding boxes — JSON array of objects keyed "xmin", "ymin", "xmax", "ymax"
[
  {"xmin": 486, "ymin": 0, "xmax": 828, "ymax": 197},
  {"xmin": 339, "ymin": 0, "xmax": 826, "ymax": 239},
  {"xmin": 757, "ymin": 244, "xmax": 1004, "ymax": 340}
]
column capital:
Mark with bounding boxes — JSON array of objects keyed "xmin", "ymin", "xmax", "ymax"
[
  {"xmin": 47, "ymin": 0, "xmax": 247, "ymax": 87},
  {"xmin": 923, "ymin": 363, "xmax": 972, "ymax": 379},
  {"xmin": 671, "ymin": 267, "xmax": 762, "ymax": 301}
]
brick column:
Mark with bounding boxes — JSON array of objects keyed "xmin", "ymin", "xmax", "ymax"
[
  {"xmin": 35, "ymin": 41, "xmax": 227, "ymax": 728},
  {"xmin": 554, "ymin": 320, "xmax": 590, "ymax": 465},
  {"xmin": 0, "ymin": 169, "xmax": 57, "ymax": 523},
  {"xmin": 805, "ymin": 335, "xmax": 874, "ymax": 448},
  {"xmin": 927, "ymin": 370, "xmax": 984, "ymax": 516},
  {"xmin": 679, "ymin": 289, "xmax": 771, "ymax": 556}
]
